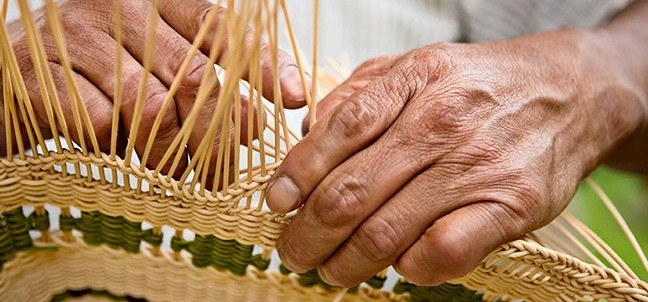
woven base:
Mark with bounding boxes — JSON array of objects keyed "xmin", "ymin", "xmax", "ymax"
[
  {"xmin": 2, "ymin": 155, "xmax": 648, "ymax": 302},
  {"xmin": 0, "ymin": 235, "xmax": 399, "ymax": 302}
]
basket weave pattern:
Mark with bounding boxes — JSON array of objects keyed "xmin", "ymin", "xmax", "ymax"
[{"xmin": 1, "ymin": 0, "xmax": 648, "ymax": 301}]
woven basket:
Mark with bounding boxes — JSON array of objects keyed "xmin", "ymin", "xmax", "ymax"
[{"xmin": 1, "ymin": 0, "xmax": 647, "ymax": 301}]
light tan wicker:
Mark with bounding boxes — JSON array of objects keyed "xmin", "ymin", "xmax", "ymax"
[{"xmin": 0, "ymin": 0, "xmax": 647, "ymax": 301}]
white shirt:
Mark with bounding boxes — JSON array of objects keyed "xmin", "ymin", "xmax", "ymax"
[{"xmin": 283, "ymin": 0, "xmax": 631, "ymax": 67}]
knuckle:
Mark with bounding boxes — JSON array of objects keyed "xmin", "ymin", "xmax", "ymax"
[
  {"xmin": 428, "ymin": 234, "xmax": 473, "ymax": 277},
  {"xmin": 122, "ymin": 70, "xmax": 144, "ymax": 101},
  {"xmin": 479, "ymin": 171, "xmax": 545, "ymax": 228},
  {"xmin": 398, "ymin": 230, "xmax": 474, "ymax": 285},
  {"xmin": 198, "ymin": 4, "xmax": 222, "ymax": 27},
  {"xmin": 142, "ymin": 90, "xmax": 178, "ymax": 140},
  {"xmin": 399, "ymin": 97, "xmax": 470, "ymax": 150},
  {"xmin": 194, "ymin": 4, "xmax": 225, "ymax": 43},
  {"xmin": 423, "ymin": 96, "xmax": 467, "ymax": 132},
  {"xmin": 353, "ymin": 216, "xmax": 402, "ymax": 263},
  {"xmin": 405, "ymin": 44, "xmax": 455, "ymax": 81},
  {"xmin": 314, "ymin": 174, "xmax": 368, "ymax": 228},
  {"xmin": 468, "ymin": 141, "xmax": 506, "ymax": 165},
  {"xmin": 327, "ymin": 96, "xmax": 381, "ymax": 141},
  {"xmin": 61, "ymin": 4, "xmax": 110, "ymax": 33},
  {"xmin": 501, "ymin": 175, "xmax": 545, "ymax": 223},
  {"xmin": 179, "ymin": 56, "xmax": 209, "ymax": 91}
]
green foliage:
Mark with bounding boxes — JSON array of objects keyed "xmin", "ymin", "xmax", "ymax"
[
  {"xmin": 393, "ymin": 280, "xmax": 483, "ymax": 302},
  {"xmin": 570, "ymin": 166, "xmax": 648, "ymax": 281}
]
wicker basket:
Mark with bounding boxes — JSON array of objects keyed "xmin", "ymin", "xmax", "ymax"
[{"xmin": 1, "ymin": 0, "xmax": 647, "ymax": 301}]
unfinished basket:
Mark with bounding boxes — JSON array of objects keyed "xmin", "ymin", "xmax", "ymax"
[{"xmin": 1, "ymin": 0, "xmax": 647, "ymax": 301}]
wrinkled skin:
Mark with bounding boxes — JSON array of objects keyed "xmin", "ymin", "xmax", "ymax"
[
  {"xmin": 266, "ymin": 2, "xmax": 648, "ymax": 287},
  {"xmin": 1, "ymin": 0, "xmax": 307, "ymax": 183},
  {"xmin": 2, "ymin": 0, "xmax": 647, "ymax": 289}
]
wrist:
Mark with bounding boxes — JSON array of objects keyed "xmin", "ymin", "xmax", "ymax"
[
  {"xmin": 518, "ymin": 27, "xmax": 648, "ymax": 177},
  {"xmin": 583, "ymin": 20, "xmax": 648, "ymax": 172}
]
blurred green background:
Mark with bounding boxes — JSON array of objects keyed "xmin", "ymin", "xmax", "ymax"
[{"xmin": 568, "ymin": 166, "xmax": 648, "ymax": 281}]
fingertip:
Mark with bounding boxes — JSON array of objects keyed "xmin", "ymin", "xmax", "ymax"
[
  {"xmin": 276, "ymin": 234, "xmax": 312, "ymax": 274},
  {"xmin": 279, "ymin": 65, "xmax": 310, "ymax": 109},
  {"xmin": 266, "ymin": 175, "xmax": 301, "ymax": 213},
  {"xmin": 317, "ymin": 265, "xmax": 345, "ymax": 287}
]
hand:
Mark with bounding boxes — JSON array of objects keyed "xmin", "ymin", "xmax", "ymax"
[
  {"xmin": 266, "ymin": 28, "xmax": 647, "ymax": 286},
  {"xmin": 2, "ymin": 0, "xmax": 308, "ymax": 182}
]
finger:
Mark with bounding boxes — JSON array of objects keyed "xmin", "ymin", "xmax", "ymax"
[
  {"xmin": 287, "ymin": 126, "xmax": 546, "ymax": 285},
  {"xmin": 188, "ymin": 92, "xmax": 255, "ymax": 190},
  {"xmin": 275, "ymin": 140, "xmax": 423, "ymax": 273},
  {"xmin": 304, "ymin": 162, "xmax": 472, "ymax": 286},
  {"xmin": 302, "ymin": 54, "xmax": 403, "ymax": 135},
  {"xmin": 276, "ymin": 110, "xmax": 456, "ymax": 274},
  {"xmin": 300, "ymin": 77, "xmax": 360, "ymax": 136},
  {"xmin": 158, "ymin": 0, "xmax": 308, "ymax": 108},
  {"xmin": 118, "ymin": 0, "xmax": 210, "ymax": 92},
  {"xmin": 237, "ymin": 96, "xmax": 265, "ymax": 143},
  {"xmin": 16, "ymin": 51, "xmax": 123, "ymax": 154},
  {"xmin": 393, "ymin": 201, "xmax": 528, "ymax": 286},
  {"xmin": 120, "ymin": 6, "xmax": 223, "ymax": 181},
  {"xmin": 47, "ymin": 62, "xmax": 125, "ymax": 154},
  {"xmin": 116, "ymin": 6, "xmax": 267, "ymax": 186},
  {"xmin": 266, "ymin": 65, "xmax": 417, "ymax": 213},
  {"xmin": 386, "ymin": 158, "xmax": 548, "ymax": 286},
  {"xmin": 64, "ymin": 30, "xmax": 187, "ymax": 176}
]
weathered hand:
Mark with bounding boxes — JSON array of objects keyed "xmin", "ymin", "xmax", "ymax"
[
  {"xmin": 300, "ymin": 53, "xmax": 403, "ymax": 136},
  {"xmin": 2, "ymin": 0, "xmax": 307, "ymax": 180},
  {"xmin": 266, "ymin": 28, "xmax": 647, "ymax": 286}
]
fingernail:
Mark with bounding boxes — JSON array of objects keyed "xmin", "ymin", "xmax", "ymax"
[
  {"xmin": 318, "ymin": 266, "xmax": 341, "ymax": 287},
  {"xmin": 267, "ymin": 176, "xmax": 300, "ymax": 213},
  {"xmin": 280, "ymin": 65, "xmax": 309, "ymax": 104}
]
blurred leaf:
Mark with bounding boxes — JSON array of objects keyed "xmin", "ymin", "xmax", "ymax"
[{"xmin": 568, "ymin": 166, "xmax": 648, "ymax": 281}]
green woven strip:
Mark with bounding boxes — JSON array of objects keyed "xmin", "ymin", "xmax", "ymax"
[
  {"xmin": 76, "ymin": 211, "xmax": 103, "ymax": 246},
  {"xmin": 5, "ymin": 208, "xmax": 34, "ymax": 250},
  {"xmin": 29, "ymin": 211, "xmax": 50, "ymax": 231},
  {"xmin": 297, "ymin": 268, "xmax": 325, "ymax": 287},
  {"xmin": 76, "ymin": 212, "xmax": 144, "ymax": 253},
  {"xmin": 250, "ymin": 254, "xmax": 270, "ymax": 271},
  {"xmin": 187, "ymin": 234, "xmax": 212, "ymax": 267},
  {"xmin": 366, "ymin": 274, "xmax": 387, "ymax": 289},
  {"xmin": 0, "ymin": 208, "xmax": 35, "ymax": 270},
  {"xmin": 187, "ymin": 235, "xmax": 256, "ymax": 276},
  {"xmin": 2, "ymin": 206, "xmax": 487, "ymax": 301},
  {"xmin": 143, "ymin": 229, "xmax": 163, "ymax": 246},
  {"xmin": 393, "ymin": 280, "xmax": 483, "ymax": 302},
  {"xmin": 279, "ymin": 263, "xmax": 291, "ymax": 275},
  {"xmin": 0, "ymin": 216, "xmax": 15, "ymax": 268},
  {"xmin": 59, "ymin": 215, "xmax": 76, "ymax": 231},
  {"xmin": 68, "ymin": 210, "xmax": 267, "ymax": 276},
  {"xmin": 171, "ymin": 236, "xmax": 191, "ymax": 252},
  {"xmin": 50, "ymin": 288, "xmax": 147, "ymax": 302}
]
